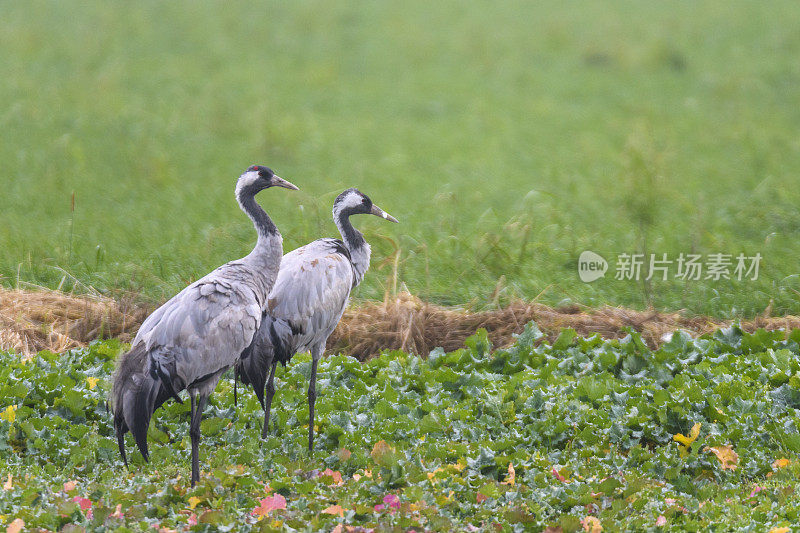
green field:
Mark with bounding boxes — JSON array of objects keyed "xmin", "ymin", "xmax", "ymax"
[
  {"xmin": 2, "ymin": 1, "xmax": 800, "ymax": 316},
  {"xmin": 2, "ymin": 327, "xmax": 800, "ymax": 531}
]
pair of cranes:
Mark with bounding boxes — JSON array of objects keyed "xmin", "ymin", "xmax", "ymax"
[{"xmin": 111, "ymin": 165, "xmax": 397, "ymax": 485}]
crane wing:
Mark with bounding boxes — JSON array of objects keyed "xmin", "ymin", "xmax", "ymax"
[
  {"xmin": 133, "ymin": 270, "xmax": 263, "ymax": 387},
  {"xmin": 267, "ymin": 239, "xmax": 355, "ymax": 335}
]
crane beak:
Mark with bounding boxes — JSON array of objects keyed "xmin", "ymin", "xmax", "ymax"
[
  {"xmin": 370, "ymin": 204, "xmax": 399, "ymax": 223},
  {"xmin": 271, "ymin": 176, "xmax": 299, "ymax": 191}
]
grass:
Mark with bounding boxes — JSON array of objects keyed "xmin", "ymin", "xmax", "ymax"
[
  {"xmin": 2, "ymin": 326, "xmax": 800, "ymax": 530},
  {"xmin": 1, "ymin": 1, "xmax": 800, "ymax": 316}
]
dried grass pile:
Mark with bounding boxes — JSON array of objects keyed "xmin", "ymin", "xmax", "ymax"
[
  {"xmin": 328, "ymin": 292, "xmax": 800, "ymax": 360},
  {"xmin": 2, "ymin": 287, "xmax": 800, "ymax": 360},
  {"xmin": 0, "ymin": 288, "xmax": 148, "ymax": 357}
]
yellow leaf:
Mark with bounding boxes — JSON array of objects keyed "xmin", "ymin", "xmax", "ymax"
[
  {"xmin": 503, "ymin": 463, "xmax": 516, "ymax": 486},
  {"xmin": 409, "ymin": 500, "xmax": 426, "ymax": 512},
  {"xmin": 703, "ymin": 445, "xmax": 739, "ymax": 470},
  {"xmin": 769, "ymin": 528, "xmax": 790, "ymax": 533},
  {"xmin": 0, "ymin": 405, "xmax": 17, "ymax": 424},
  {"xmin": 322, "ymin": 504, "xmax": 345, "ymax": 517},
  {"xmin": 188, "ymin": 496, "xmax": 202, "ymax": 510},
  {"xmin": 86, "ymin": 377, "xmax": 99, "ymax": 390},
  {"xmin": 772, "ymin": 458, "xmax": 790, "ymax": 469},
  {"xmin": 427, "ymin": 467, "xmax": 444, "ymax": 483},
  {"xmin": 673, "ymin": 423, "xmax": 701, "ymax": 447},
  {"xmin": 3, "ymin": 474, "xmax": 11, "ymax": 491},
  {"xmin": 450, "ymin": 460, "xmax": 466, "ymax": 472},
  {"xmin": 6, "ymin": 518, "xmax": 24, "ymax": 533},
  {"xmin": 582, "ymin": 516, "xmax": 602, "ymax": 533}
]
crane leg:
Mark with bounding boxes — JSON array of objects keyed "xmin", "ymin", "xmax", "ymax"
[
  {"xmin": 308, "ymin": 355, "xmax": 319, "ymax": 453},
  {"xmin": 261, "ymin": 360, "xmax": 278, "ymax": 439},
  {"xmin": 189, "ymin": 393, "xmax": 207, "ymax": 486},
  {"xmin": 233, "ymin": 366, "xmax": 238, "ymax": 408}
]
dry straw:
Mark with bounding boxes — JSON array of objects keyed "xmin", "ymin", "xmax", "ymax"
[
  {"xmin": 0, "ymin": 288, "xmax": 147, "ymax": 357},
  {"xmin": 1, "ymin": 287, "xmax": 799, "ymax": 359}
]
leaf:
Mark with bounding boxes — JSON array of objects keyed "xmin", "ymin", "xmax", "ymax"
[
  {"xmin": 383, "ymin": 494, "xmax": 400, "ymax": 510},
  {"xmin": 704, "ymin": 446, "xmax": 739, "ymax": 470},
  {"xmin": 674, "ymin": 422, "xmax": 702, "ymax": 455},
  {"xmin": 2, "ymin": 474, "xmax": 11, "ymax": 491},
  {"xmin": 318, "ymin": 468, "xmax": 343, "ymax": 485},
  {"xmin": 551, "ymin": 467, "xmax": 566, "ymax": 483},
  {"xmin": 337, "ymin": 448, "xmax": 351, "ymax": 461},
  {"xmin": 0, "ymin": 405, "xmax": 17, "ymax": 424},
  {"xmin": 553, "ymin": 329, "xmax": 577, "ymax": 350},
  {"xmin": 424, "ymin": 467, "xmax": 442, "ymax": 485},
  {"xmin": 502, "ymin": 463, "xmax": 515, "ymax": 486},
  {"xmin": 322, "ymin": 504, "xmax": 345, "ymax": 517},
  {"xmin": 772, "ymin": 458, "xmax": 790, "ymax": 469},
  {"xmin": 371, "ymin": 440, "xmax": 397, "ymax": 467},
  {"xmin": 63, "ymin": 481, "xmax": 77, "ymax": 493},
  {"xmin": 769, "ymin": 528, "xmax": 790, "ymax": 533},
  {"xmin": 252, "ymin": 494, "xmax": 286, "ymax": 518},
  {"xmin": 6, "ymin": 518, "xmax": 24, "ymax": 533},
  {"xmin": 582, "ymin": 516, "xmax": 602, "ymax": 533},
  {"xmin": 85, "ymin": 377, "xmax": 99, "ymax": 390},
  {"xmin": 188, "ymin": 496, "xmax": 202, "ymax": 510},
  {"xmin": 198, "ymin": 510, "xmax": 225, "ymax": 524},
  {"xmin": 477, "ymin": 482, "xmax": 500, "ymax": 500}
]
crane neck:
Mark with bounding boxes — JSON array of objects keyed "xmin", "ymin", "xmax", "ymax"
[
  {"xmin": 334, "ymin": 209, "xmax": 370, "ymax": 285},
  {"xmin": 237, "ymin": 187, "xmax": 282, "ymax": 263}
]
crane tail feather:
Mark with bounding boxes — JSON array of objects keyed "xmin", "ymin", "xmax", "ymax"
[
  {"xmin": 114, "ymin": 413, "xmax": 128, "ymax": 467},
  {"xmin": 238, "ymin": 331, "xmax": 274, "ymax": 409},
  {"xmin": 111, "ymin": 344, "xmax": 174, "ymax": 464}
]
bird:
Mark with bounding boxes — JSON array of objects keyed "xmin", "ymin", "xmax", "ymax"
[
  {"xmin": 238, "ymin": 187, "xmax": 398, "ymax": 452},
  {"xmin": 111, "ymin": 165, "xmax": 298, "ymax": 485}
]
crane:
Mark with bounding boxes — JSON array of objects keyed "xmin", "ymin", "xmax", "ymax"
[
  {"xmin": 238, "ymin": 188, "xmax": 397, "ymax": 452},
  {"xmin": 111, "ymin": 165, "xmax": 298, "ymax": 485}
]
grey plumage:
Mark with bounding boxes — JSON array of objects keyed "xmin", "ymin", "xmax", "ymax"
[
  {"xmin": 111, "ymin": 165, "xmax": 298, "ymax": 484},
  {"xmin": 238, "ymin": 188, "xmax": 398, "ymax": 451}
]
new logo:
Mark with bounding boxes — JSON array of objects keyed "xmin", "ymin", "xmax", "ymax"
[{"xmin": 578, "ymin": 251, "xmax": 608, "ymax": 283}]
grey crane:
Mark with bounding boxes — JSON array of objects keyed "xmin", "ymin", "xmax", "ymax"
[
  {"xmin": 238, "ymin": 188, "xmax": 398, "ymax": 452},
  {"xmin": 111, "ymin": 165, "xmax": 298, "ymax": 485}
]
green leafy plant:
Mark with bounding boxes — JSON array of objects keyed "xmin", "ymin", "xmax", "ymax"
[{"xmin": 1, "ymin": 324, "xmax": 799, "ymax": 530}]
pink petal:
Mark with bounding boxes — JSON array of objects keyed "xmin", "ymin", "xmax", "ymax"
[
  {"xmin": 374, "ymin": 504, "xmax": 385, "ymax": 512},
  {"xmin": 656, "ymin": 515, "xmax": 667, "ymax": 527}
]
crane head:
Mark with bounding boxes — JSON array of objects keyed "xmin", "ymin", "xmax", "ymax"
[
  {"xmin": 239, "ymin": 165, "xmax": 299, "ymax": 194},
  {"xmin": 334, "ymin": 188, "xmax": 399, "ymax": 223}
]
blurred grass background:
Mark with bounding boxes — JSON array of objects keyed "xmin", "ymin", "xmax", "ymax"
[{"xmin": 1, "ymin": 1, "xmax": 799, "ymax": 317}]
